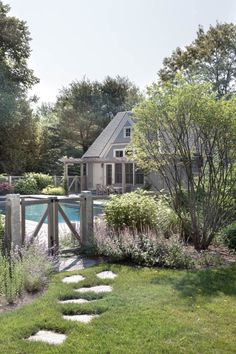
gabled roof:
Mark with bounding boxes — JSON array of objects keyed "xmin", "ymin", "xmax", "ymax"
[{"xmin": 82, "ymin": 111, "xmax": 134, "ymax": 159}]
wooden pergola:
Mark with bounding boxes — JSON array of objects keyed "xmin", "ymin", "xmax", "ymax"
[{"xmin": 59, "ymin": 156, "xmax": 137, "ymax": 194}]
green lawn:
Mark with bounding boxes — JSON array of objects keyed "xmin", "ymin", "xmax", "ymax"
[{"xmin": 0, "ymin": 263, "xmax": 236, "ymax": 353}]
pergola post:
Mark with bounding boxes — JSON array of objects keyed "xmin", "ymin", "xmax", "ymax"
[
  {"xmin": 63, "ymin": 163, "xmax": 69, "ymax": 194},
  {"xmin": 80, "ymin": 162, "xmax": 85, "ymax": 191}
]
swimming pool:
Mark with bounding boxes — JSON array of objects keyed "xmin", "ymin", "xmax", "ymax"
[{"xmin": 0, "ymin": 202, "xmax": 103, "ymax": 224}]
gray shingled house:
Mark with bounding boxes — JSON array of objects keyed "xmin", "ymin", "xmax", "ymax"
[{"xmin": 61, "ymin": 111, "xmax": 153, "ymax": 193}]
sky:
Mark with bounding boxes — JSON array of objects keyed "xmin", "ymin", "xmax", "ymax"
[{"xmin": 6, "ymin": 0, "xmax": 236, "ymax": 104}]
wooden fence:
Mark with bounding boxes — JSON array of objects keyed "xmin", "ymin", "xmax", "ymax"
[
  {"xmin": 0, "ymin": 192, "xmax": 107, "ymax": 255},
  {"xmin": 0, "ymin": 175, "xmax": 82, "ymax": 194}
]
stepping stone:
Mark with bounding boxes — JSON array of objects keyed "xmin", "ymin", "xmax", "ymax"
[
  {"xmin": 96, "ymin": 271, "xmax": 117, "ymax": 279},
  {"xmin": 62, "ymin": 275, "xmax": 85, "ymax": 283},
  {"xmin": 58, "ymin": 299, "xmax": 89, "ymax": 304},
  {"xmin": 27, "ymin": 330, "xmax": 66, "ymax": 345},
  {"xmin": 75, "ymin": 285, "xmax": 112, "ymax": 294},
  {"xmin": 59, "ymin": 256, "xmax": 104, "ymax": 272},
  {"xmin": 63, "ymin": 314, "xmax": 98, "ymax": 323}
]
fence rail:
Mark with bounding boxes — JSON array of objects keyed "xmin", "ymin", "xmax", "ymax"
[{"xmin": 0, "ymin": 175, "xmax": 82, "ymax": 194}]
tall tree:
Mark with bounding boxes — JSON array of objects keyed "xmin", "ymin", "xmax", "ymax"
[
  {"xmin": 159, "ymin": 23, "xmax": 236, "ymax": 97},
  {"xmin": 0, "ymin": 1, "xmax": 38, "ymax": 90},
  {"xmin": 56, "ymin": 77, "xmax": 142, "ymax": 154},
  {"xmin": 0, "ymin": 97, "xmax": 39, "ymax": 174},
  {"xmin": 131, "ymin": 77, "xmax": 236, "ymax": 250},
  {"xmin": 0, "ymin": 1, "xmax": 38, "ymax": 173}
]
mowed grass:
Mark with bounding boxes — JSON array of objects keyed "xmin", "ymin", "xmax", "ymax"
[{"xmin": 0, "ymin": 263, "xmax": 236, "ymax": 354}]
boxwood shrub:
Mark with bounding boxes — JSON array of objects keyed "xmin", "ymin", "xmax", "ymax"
[{"xmin": 104, "ymin": 189, "xmax": 158, "ymax": 231}]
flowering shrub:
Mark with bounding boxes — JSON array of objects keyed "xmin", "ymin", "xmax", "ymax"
[
  {"xmin": 0, "ymin": 182, "xmax": 13, "ymax": 195},
  {"xmin": 93, "ymin": 220, "xmax": 194, "ymax": 269},
  {"xmin": 0, "ymin": 243, "xmax": 53, "ymax": 304}
]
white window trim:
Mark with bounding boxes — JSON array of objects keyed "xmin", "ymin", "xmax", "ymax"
[
  {"xmin": 123, "ymin": 126, "xmax": 131, "ymax": 138},
  {"xmin": 113, "ymin": 149, "xmax": 125, "ymax": 158}
]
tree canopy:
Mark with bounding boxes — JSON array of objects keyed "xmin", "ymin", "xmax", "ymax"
[
  {"xmin": 159, "ymin": 23, "xmax": 236, "ymax": 97},
  {"xmin": 56, "ymin": 76, "xmax": 142, "ymax": 153}
]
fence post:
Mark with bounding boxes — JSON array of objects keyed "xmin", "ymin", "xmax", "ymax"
[
  {"xmin": 5, "ymin": 194, "xmax": 22, "ymax": 250},
  {"xmin": 80, "ymin": 191, "xmax": 94, "ymax": 250},
  {"xmin": 47, "ymin": 200, "xmax": 54, "ymax": 255},
  {"xmin": 53, "ymin": 198, "xmax": 59, "ymax": 255},
  {"xmin": 8, "ymin": 175, "xmax": 12, "ymax": 187}
]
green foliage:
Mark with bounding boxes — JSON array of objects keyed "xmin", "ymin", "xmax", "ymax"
[
  {"xmin": 94, "ymin": 222, "xmax": 193, "ymax": 269},
  {"xmin": 131, "ymin": 77, "xmax": 236, "ymax": 250},
  {"xmin": 42, "ymin": 185, "xmax": 65, "ymax": 195},
  {"xmin": 21, "ymin": 244, "xmax": 52, "ymax": 292},
  {"xmin": 0, "ymin": 253, "xmax": 24, "ymax": 304},
  {"xmin": 25, "ymin": 173, "xmax": 53, "ymax": 190},
  {"xmin": 14, "ymin": 173, "xmax": 53, "ymax": 194},
  {"xmin": 56, "ymin": 76, "xmax": 142, "ymax": 153},
  {"xmin": 104, "ymin": 190, "xmax": 158, "ymax": 231},
  {"xmin": 221, "ymin": 223, "xmax": 236, "ymax": 251},
  {"xmin": 156, "ymin": 195, "xmax": 181, "ymax": 237},
  {"xmin": 0, "ymin": 244, "xmax": 52, "ymax": 303},
  {"xmin": 14, "ymin": 176, "xmax": 38, "ymax": 195},
  {"xmin": 159, "ymin": 22, "xmax": 236, "ymax": 97},
  {"xmin": 0, "ymin": 2, "xmax": 38, "ymax": 90}
]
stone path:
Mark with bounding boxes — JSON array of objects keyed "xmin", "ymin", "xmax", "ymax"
[
  {"xmin": 63, "ymin": 314, "xmax": 99, "ymax": 323},
  {"xmin": 75, "ymin": 285, "xmax": 113, "ymax": 294},
  {"xmin": 26, "ymin": 264, "xmax": 117, "ymax": 346},
  {"xmin": 62, "ymin": 274, "xmax": 85, "ymax": 283},
  {"xmin": 27, "ymin": 330, "xmax": 66, "ymax": 345},
  {"xmin": 96, "ymin": 271, "xmax": 117, "ymax": 279},
  {"xmin": 58, "ymin": 298, "xmax": 89, "ymax": 304}
]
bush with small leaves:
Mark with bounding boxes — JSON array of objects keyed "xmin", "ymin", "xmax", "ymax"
[
  {"xmin": 222, "ymin": 223, "xmax": 236, "ymax": 251},
  {"xmin": 104, "ymin": 189, "xmax": 159, "ymax": 231},
  {"xmin": 25, "ymin": 173, "xmax": 53, "ymax": 191},
  {"xmin": 42, "ymin": 185, "xmax": 65, "ymax": 195},
  {"xmin": 14, "ymin": 176, "xmax": 38, "ymax": 195}
]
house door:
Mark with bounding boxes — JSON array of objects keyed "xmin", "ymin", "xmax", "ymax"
[{"xmin": 106, "ymin": 164, "xmax": 112, "ymax": 185}]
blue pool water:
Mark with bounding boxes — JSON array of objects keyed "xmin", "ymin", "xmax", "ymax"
[{"xmin": 0, "ymin": 202, "xmax": 103, "ymax": 224}]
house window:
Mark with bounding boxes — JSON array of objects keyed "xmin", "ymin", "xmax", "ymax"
[
  {"xmin": 135, "ymin": 169, "xmax": 144, "ymax": 184},
  {"xmin": 125, "ymin": 163, "xmax": 133, "ymax": 184},
  {"xmin": 106, "ymin": 164, "xmax": 112, "ymax": 185},
  {"xmin": 124, "ymin": 127, "xmax": 131, "ymax": 138},
  {"xmin": 114, "ymin": 149, "xmax": 124, "ymax": 158},
  {"xmin": 115, "ymin": 163, "xmax": 122, "ymax": 184},
  {"xmin": 83, "ymin": 163, "xmax": 87, "ymax": 176}
]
